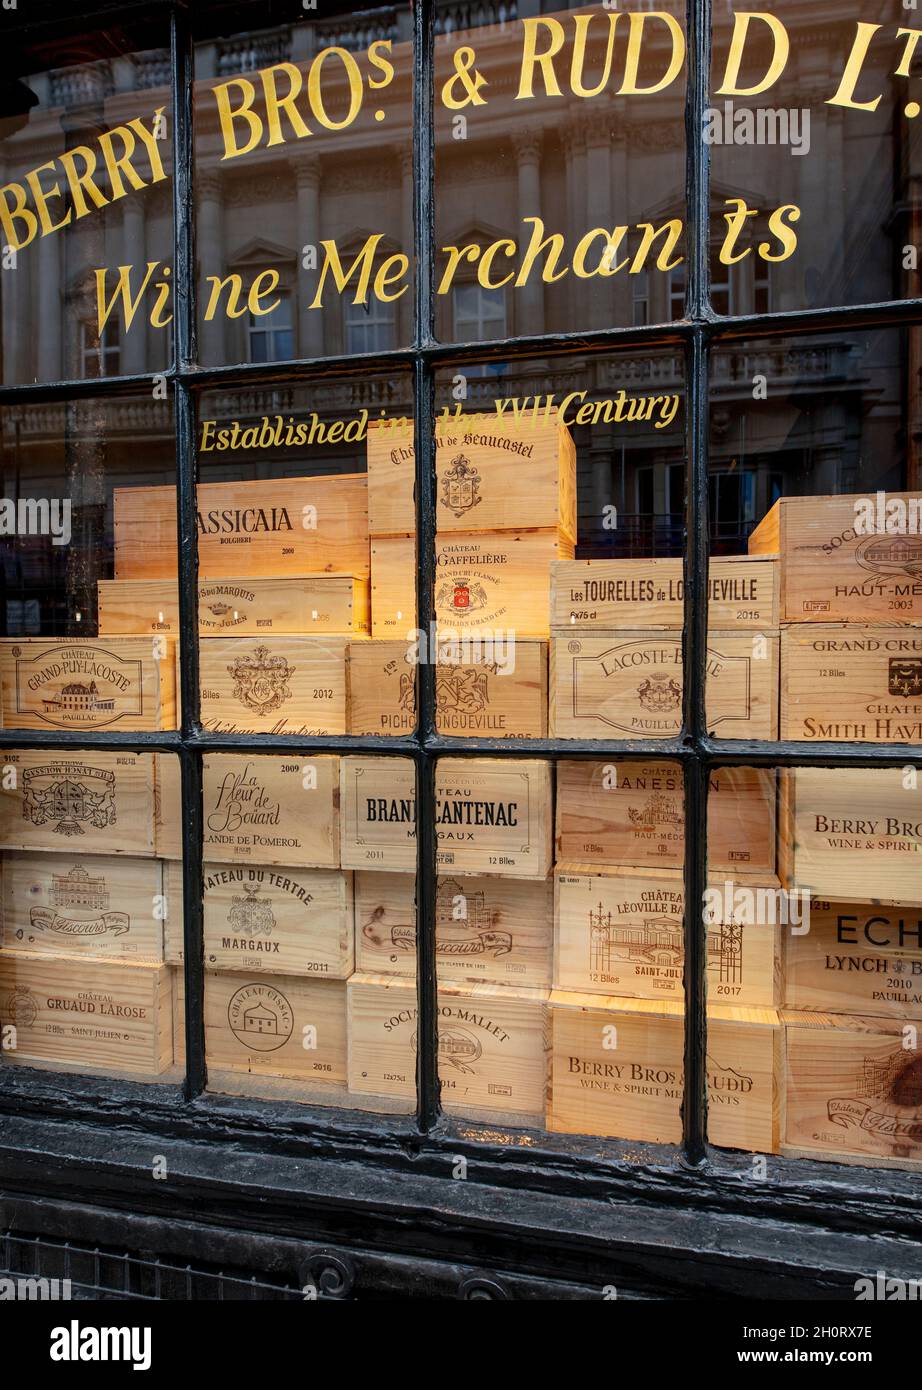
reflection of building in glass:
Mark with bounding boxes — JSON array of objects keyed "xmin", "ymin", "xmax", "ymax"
[{"xmin": 1, "ymin": 4, "xmax": 920, "ymax": 631}]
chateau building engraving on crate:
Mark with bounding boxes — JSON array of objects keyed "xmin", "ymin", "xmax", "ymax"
[
  {"xmin": 0, "ymin": 639, "xmax": 177, "ymax": 731},
  {"xmin": 784, "ymin": 1012, "xmax": 922, "ymax": 1167}
]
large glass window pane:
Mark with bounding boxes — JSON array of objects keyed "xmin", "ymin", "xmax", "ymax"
[
  {"xmin": 710, "ymin": 1, "xmax": 922, "ymax": 313},
  {"xmin": 0, "ymin": 393, "xmax": 177, "ymax": 730},
  {"xmin": 192, "ymin": 1, "xmax": 414, "ymax": 367},
  {"xmin": 434, "ymin": 4, "xmax": 687, "ymax": 341},
  {"xmin": 709, "ymin": 324, "xmax": 922, "ymax": 741},
  {"xmin": 0, "ymin": 747, "xmax": 182, "ymax": 1088},
  {"xmin": 710, "ymin": 765, "xmax": 922, "ymax": 1169},
  {"xmin": 1, "ymin": 18, "xmax": 173, "ymax": 384}
]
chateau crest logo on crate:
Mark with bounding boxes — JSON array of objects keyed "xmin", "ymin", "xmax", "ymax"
[
  {"xmin": 5, "ymin": 986, "xmax": 37, "ymax": 1026},
  {"xmin": 889, "ymin": 658, "xmax": 922, "ymax": 698},
  {"xmin": 227, "ymin": 883, "xmax": 277, "ymax": 939},
  {"xmin": 441, "ymin": 455, "xmax": 482, "ymax": 519},
  {"xmin": 22, "ymin": 762, "xmax": 116, "ymax": 837},
  {"xmin": 227, "ymin": 644, "xmax": 294, "ymax": 714},
  {"xmin": 227, "ymin": 982, "xmax": 294, "ymax": 1052},
  {"xmin": 439, "ymin": 577, "xmax": 488, "ymax": 616}
]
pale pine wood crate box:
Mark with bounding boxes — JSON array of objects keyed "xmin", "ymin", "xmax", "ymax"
[
  {"xmin": 0, "ymin": 638, "xmax": 177, "ymax": 732},
  {"xmin": 0, "ymin": 749, "xmax": 156, "ymax": 857},
  {"xmin": 548, "ymin": 992, "xmax": 781, "ymax": 1153},
  {"xmin": 749, "ymin": 491, "xmax": 922, "ymax": 624}
]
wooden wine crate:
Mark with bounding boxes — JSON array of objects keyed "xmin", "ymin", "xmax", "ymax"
[
  {"xmin": 784, "ymin": 897, "xmax": 922, "ymax": 1019},
  {"xmin": 164, "ymin": 861, "xmax": 353, "ymax": 978},
  {"xmin": 355, "ymin": 870, "xmax": 553, "ymax": 988},
  {"xmin": 780, "ymin": 625, "xmax": 922, "ymax": 743},
  {"xmin": 340, "ymin": 756, "xmax": 553, "ymax": 879},
  {"xmin": 555, "ymin": 761, "xmax": 776, "ymax": 874},
  {"xmin": 554, "ymin": 864, "xmax": 782, "ymax": 1007},
  {"xmin": 171, "ymin": 963, "xmax": 184, "ymax": 1069},
  {"xmin": 438, "ymin": 757, "xmax": 554, "ymax": 880},
  {"xmin": 1, "ymin": 852, "xmax": 165, "ymax": 963},
  {"xmin": 548, "ymin": 993, "xmax": 781, "ymax": 1152},
  {"xmin": 199, "ymin": 636, "xmax": 348, "ymax": 735},
  {"xmin": 435, "ymin": 530, "xmax": 575, "ymax": 637},
  {"xmin": 549, "ymin": 630, "xmax": 779, "ymax": 740},
  {"xmin": 98, "ymin": 576, "xmax": 370, "ymax": 637},
  {"xmin": 340, "ymin": 755, "xmax": 416, "ymax": 872},
  {"xmin": 205, "ymin": 970, "xmax": 346, "ymax": 1083},
  {"xmin": 366, "ymin": 411, "xmax": 577, "ymax": 540},
  {"xmin": 348, "ymin": 640, "xmax": 416, "ymax": 733},
  {"xmin": 749, "ymin": 491, "xmax": 922, "ymax": 624},
  {"xmin": 370, "ymin": 536, "xmax": 416, "ymax": 638},
  {"xmin": 152, "ymin": 753, "xmax": 183, "ymax": 860},
  {"xmin": 550, "ymin": 556, "xmax": 779, "ymax": 631},
  {"xmin": 778, "ymin": 768, "xmax": 922, "ymax": 906},
  {"xmin": 0, "ymin": 749, "xmax": 155, "ymax": 856},
  {"xmin": 0, "ymin": 638, "xmax": 177, "ymax": 731},
  {"xmin": 347, "ymin": 638, "xmax": 547, "ymax": 738},
  {"xmin": 113, "ymin": 474, "xmax": 370, "ymax": 580},
  {"xmin": 155, "ymin": 753, "xmax": 340, "ymax": 869},
  {"xmin": 347, "ymin": 972, "xmax": 549, "ymax": 1120},
  {"xmin": 0, "ymin": 952, "xmax": 172, "ymax": 1077},
  {"xmin": 783, "ymin": 1010, "xmax": 922, "ymax": 1167}
]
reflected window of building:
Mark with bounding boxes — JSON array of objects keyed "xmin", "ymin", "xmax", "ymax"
[
  {"xmin": 632, "ymin": 271, "xmax": 650, "ymax": 327},
  {"xmin": 635, "ymin": 460, "xmax": 685, "ymax": 557},
  {"xmin": 754, "ymin": 261, "xmax": 771, "ymax": 316},
  {"xmin": 669, "ymin": 265, "xmax": 686, "ymax": 319},
  {"xmin": 710, "ymin": 245, "xmax": 732, "ymax": 317},
  {"xmin": 452, "ymin": 283, "xmax": 506, "ymax": 342},
  {"xmin": 79, "ymin": 320, "xmax": 121, "ymax": 379},
  {"xmin": 248, "ymin": 294, "xmax": 294, "ymax": 363},
  {"xmin": 344, "ymin": 294, "xmax": 396, "ymax": 355},
  {"xmin": 709, "ymin": 468, "xmax": 756, "ymax": 550}
]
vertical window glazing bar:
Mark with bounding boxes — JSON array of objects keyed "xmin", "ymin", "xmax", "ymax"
[
  {"xmin": 171, "ymin": 5, "xmax": 205, "ymax": 1098},
  {"xmin": 681, "ymin": 0, "xmax": 712, "ymax": 1165},
  {"xmin": 413, "ymin": 0, "xmax": 439, "ymax": 1130}
]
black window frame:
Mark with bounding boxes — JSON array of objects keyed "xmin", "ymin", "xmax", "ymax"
[{"xmin": 1, "ymin": 0, "xmax": 921, "ymax": 1241}]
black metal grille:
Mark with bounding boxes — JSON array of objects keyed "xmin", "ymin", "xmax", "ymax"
[
  {"xmin": 0, "ymin": 0, "xmax": 918, "ymax": 1181},
  {"xmin": 0, "ymin": 1231, "xmax": 304, "ymax": 1300}
]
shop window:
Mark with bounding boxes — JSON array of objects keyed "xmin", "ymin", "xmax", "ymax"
[{"xmin": 2, "ymin": 0, "xmax": 921, "ymax": 1200}]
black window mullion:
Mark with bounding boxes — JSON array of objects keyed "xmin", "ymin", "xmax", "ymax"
[
  {"xmin": 170, "ymin": 2, "xmax": 205, "ymax": 1099},
  {"xmin": 413, "ymin": 0, "xmax": 439, "ymax": 1132},
  {"xmin": 682, "ymin": 0, "xmax": 712, "ymax": 1167}
]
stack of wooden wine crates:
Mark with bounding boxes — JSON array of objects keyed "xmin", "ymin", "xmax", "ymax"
[
  {"xmin": 546, "ymin": 556, "xmax": 782, "ymax": 1152},
  {"xmin": 356, "ymin": 410, "xmax": 575, "ymax": 734},
  {"xmin": 345, "ymin": 409, "xmax": 577, "ymax": 1121},
  {"xmin": 0, "ymin": 751, "xmax": 175, "ymax": 1080},
  {"xmin": 2, "ymin": 417, "xmax": 918, "ymax": 1166},
  {"xmin": 750, "ymin": 492, "xmax": 922, "ymax": 1168},
  {"xmin": 0, "ymin": 467, "xmax": 372, "ymax": 1089}
]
